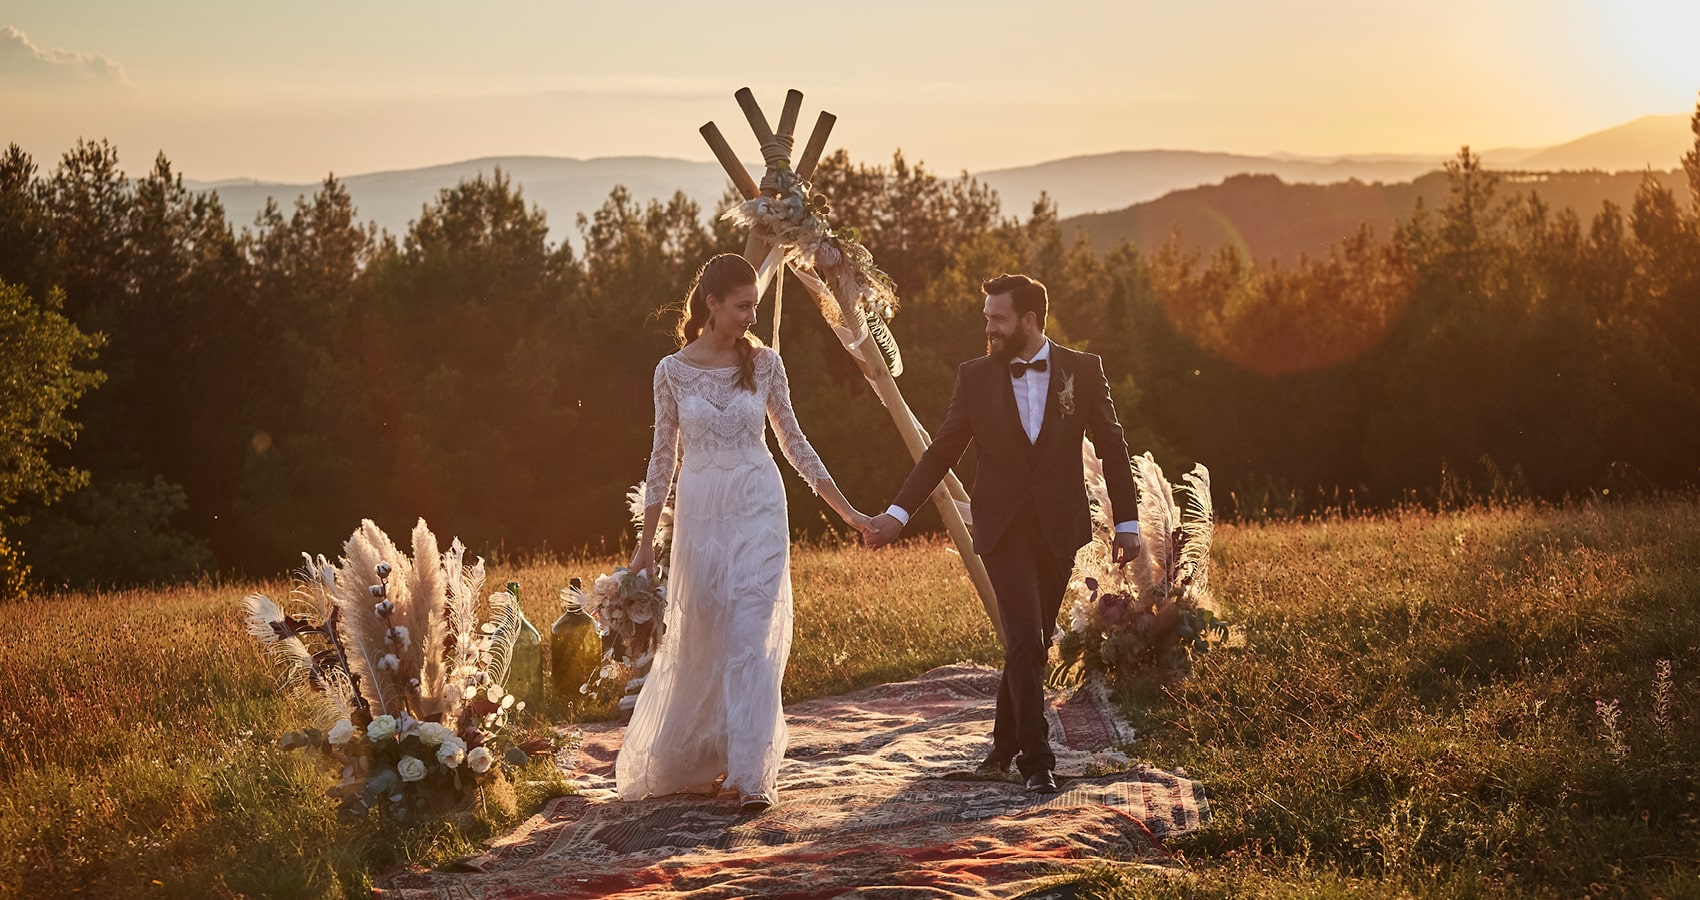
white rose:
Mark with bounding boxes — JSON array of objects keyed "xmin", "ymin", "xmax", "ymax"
[
  {"xmin": 327, "ymin": 719, "xmax": 357, "ymax": 745},
  {"xmin": 594, "ymin": 574, "xmax": 620, "ymax": 600},
  {"xmin": 436, "ymin": 737, "xmax": 467, "ymax": 768},
  {"xmin": 466, "ymin": 746, "xmax": 494, "ymax": 774},
  {"xmin": 415, "ymin": 722, "xmax": 453, "ymax": 746},
  {"xmin": 396, "ymin": 755, "xmax": 427, "ymax": 782},
  {"xmin": 366, "ymin": 715, "xmax": 397, "ymax": 742}
]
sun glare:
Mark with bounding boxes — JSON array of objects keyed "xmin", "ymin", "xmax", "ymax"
[{"xmin": 1611, "ymin": 1, "xmax": 1700, "ymax": 89}]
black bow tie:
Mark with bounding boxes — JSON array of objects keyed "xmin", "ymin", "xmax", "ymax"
[{"xmin": 1009, "ymin": 358, "xmax": 1048, "ymax": 378}]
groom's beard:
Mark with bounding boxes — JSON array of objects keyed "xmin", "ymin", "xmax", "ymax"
[{"xmin": 987, "ymin": 331, "xmax": 1018, "ymax": 363}]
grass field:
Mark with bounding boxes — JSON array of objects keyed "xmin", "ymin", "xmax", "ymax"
[{"xmin": 3, "ymin": 499, "xmax": 1697, "ymax": 898}]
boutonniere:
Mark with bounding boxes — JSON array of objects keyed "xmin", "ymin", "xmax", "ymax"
[{"xmin": 1058, "ymin": 373, "xmax": 1077, "ymax": 418}]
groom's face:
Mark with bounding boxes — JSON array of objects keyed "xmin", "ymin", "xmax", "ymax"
[{"xmin": 984, "ymin": 292, "xmax": 1034, "ymax": 362}]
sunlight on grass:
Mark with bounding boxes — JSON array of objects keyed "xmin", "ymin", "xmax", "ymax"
[{"xmin": 3, "ymin": 504, "xmax": 1697, "ymax": 897}]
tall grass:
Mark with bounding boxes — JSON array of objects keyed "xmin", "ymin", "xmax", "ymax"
[
  {"xmin": 0, "ymin": 538, "xmax": 996, "ymax": 898},
  {"xmin": 4, "ymin": 500, "xmax": 1697, "ymax": 897},
  {"xmin": 1083, "ymin": 498, "xmax": 1700, "ymax": 898}
]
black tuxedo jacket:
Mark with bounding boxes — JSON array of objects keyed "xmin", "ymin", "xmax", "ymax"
[{"xmin": 893, "ymin": 342, "xmax": 1140, "ymax": 556}]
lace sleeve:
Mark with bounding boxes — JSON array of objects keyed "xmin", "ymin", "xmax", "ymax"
[
  {"xmin": 763, "ymin": 349, "xmax": 833, "ymax": 495},
  {"xmin": 642, "ymin": 358, "xmax": 680, "ymax": 510}
]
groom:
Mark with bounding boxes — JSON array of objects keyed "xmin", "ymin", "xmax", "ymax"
[{"xmin": 865, "ymin": 273, "xmax": 1142, "ymax": 793}]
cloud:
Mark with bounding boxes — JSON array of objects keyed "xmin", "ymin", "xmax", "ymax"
[{"xmin": 0, "ymin": 26, "xmax": 131, "ymax": 89}]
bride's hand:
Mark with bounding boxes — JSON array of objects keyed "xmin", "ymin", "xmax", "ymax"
[
  {"xmin": 846, "ymin": 510, "xmax": 873, "ymax": 536},
  {"xmin": 628, "ymin": 543, "xmax": 655, "ymax": 578}
]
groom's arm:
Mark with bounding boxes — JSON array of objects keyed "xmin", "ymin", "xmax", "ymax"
[
  {"xmin": 885, "ymin": 364, "xmax": 976, "ymax": 529},
  {"xmin": 1083, "ymin": 353, "xmax": 1141, "ymax": 539}
]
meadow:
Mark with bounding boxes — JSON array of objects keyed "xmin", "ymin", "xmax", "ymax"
[{"xmin": 3, "ymin": 498, "xmax": 1697, "ymax": 898}]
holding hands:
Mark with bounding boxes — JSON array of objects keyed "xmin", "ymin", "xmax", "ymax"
[{"xmin": 863, "ymin": 512, "xmax": 902, "ymax": 549}]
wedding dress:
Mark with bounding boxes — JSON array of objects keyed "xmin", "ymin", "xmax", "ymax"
[{"xmin": 616, "ymin": 346, "xmax": 832, "ymax": 802}]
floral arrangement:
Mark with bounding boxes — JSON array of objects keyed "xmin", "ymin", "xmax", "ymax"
[
  {"xmin": 1055, "ymin": 452, "xmax": 1229, "ymax": 682},
  {"xmin": 243, "ymin": 519, "xmax": 545, "ymax": 820},
  {"xmin": 561, "ymin": 484, "xmax": 671, "ymax": 701},
  {"xmin": 721, "ymin": 159, "xmax": 904, "ymax": 376}
]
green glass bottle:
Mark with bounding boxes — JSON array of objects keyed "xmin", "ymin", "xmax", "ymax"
[
  {"xmin": 503, "ymin": 582, "xmax": 544, "ymax": 715},
  {"xmin": 551, "ymin": 577, "xmax": 604, "ymax": 720}
]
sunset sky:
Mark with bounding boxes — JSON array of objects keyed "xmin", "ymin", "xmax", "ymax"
[{"xmin": 3, "ymin": 0, "xmax": 1697, "ymax": 182}]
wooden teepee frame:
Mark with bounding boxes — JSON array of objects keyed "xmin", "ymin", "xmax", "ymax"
[{"xmin": 700, "ymin": 87, "xmax": 1003, "ymax": 642}]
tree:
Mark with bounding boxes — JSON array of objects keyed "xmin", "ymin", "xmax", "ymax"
[{"xmin": 0, "ymin": 279, "xmax": 104, "ymax": 596}]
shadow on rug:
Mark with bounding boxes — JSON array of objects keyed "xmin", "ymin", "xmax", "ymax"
[{"xmin": 376, "ymin": 664, "xmax": 1208, "ymax": 899}]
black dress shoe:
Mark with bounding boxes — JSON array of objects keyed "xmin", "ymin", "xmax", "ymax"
[
  {"xmin": 975, "ymin": 750, "xmax": 1015, "ymax": 774},
  {"xmin": 1025, "ymin": 770, "xmax": 1058, "ymax": 794}
]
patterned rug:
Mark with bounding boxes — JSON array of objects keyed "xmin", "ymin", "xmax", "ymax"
[{"xmin": 376, "ymin": 664, "xmax": 1208, "ymax": 899}]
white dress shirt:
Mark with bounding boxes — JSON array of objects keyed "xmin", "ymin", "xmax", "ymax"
[{"xmin": 885, "ymin": 339, "xmax": 1138, "ymax": 536}]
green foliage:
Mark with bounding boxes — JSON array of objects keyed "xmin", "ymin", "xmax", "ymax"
[
  {"xmin": 0, "ymin": 529, "xmax": 28, "ymax": 601},
  {"xmin": 3, "ymin": 101, "xmax": 1700, "ymax": 582},
  {"xmin": 0, "ymin": 279, "xmax": 104, "ymax": 517},
  {"xmin": 17, "ymin": 477, "xmax": 213, "ymax": 589}
]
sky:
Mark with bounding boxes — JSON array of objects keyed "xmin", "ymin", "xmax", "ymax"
[{"xmin": 3, "ymin": 0, "xmax": 1698, "ymax": 183}]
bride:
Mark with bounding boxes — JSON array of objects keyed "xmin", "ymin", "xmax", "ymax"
[{"xmin": 619, "ymin": 253, "xmax": 871, "ymax": 813}]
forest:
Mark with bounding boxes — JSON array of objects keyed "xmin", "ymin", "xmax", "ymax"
[{"xmin": 2, "ymin": 104, "xmax": 1697, "ymax": 591}]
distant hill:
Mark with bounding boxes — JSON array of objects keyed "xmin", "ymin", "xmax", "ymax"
[
  {"xmin": 974, "ymin": 151, "xmax": 1445, "ymax": 218},
  {"xmin": 1059, "ymin": 169, "xmax": 1692, "ymax": 263},
  {"xmin": 182, "ymin": 112, "xmax": 1695, "ymax": 246},
  {"xmin": 1513, "ymin": 114, "xmax": 1692, "ymax": 172},
  {"xmin": 188, "ymin": 156, "xmax": 756, "ymax": 241}
]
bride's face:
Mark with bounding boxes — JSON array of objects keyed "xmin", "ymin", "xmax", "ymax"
[{"xmin": 708, "ymin": 284, "xmax": 759, "ymax": 337}]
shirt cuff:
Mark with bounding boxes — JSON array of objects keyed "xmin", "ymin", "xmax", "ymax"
[
  {"xmin": 1114, "ymin": 520, "xmax": 1140, "ymax": 535},
  {"xmin": 884, "ymin": 505, "xmax": 911, "ymax": 526}
]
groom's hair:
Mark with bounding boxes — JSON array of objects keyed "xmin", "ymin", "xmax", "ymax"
[{"xmin": 982, "ymin": 273, "xmax": 1048, "ymax": 328}]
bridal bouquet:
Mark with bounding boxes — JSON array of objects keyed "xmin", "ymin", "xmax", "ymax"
[
  {"xmin": 1055, "ymin": 452, "xmax": 1229, "ymax": 682},
  {"xmin": 561, "ymin": 484, "xmax": 670, "ymax": 692},
  {"xmin": 242, "ymin": 519, "xmax": 545, "ymax": 820}
]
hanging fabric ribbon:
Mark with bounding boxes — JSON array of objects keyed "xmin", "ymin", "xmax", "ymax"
[{"xmin": 771, "ymin": 263, "xmax": 784, "ymax": 354}]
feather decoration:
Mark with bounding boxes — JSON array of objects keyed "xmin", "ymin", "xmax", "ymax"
[
  {"xmin": 863, "ymin": 306, "xmax": 904, "ymax": 377},
  {"xmin": 1176, "ymin": 465, "xmax": 1215, "ymax": 599},
  {"xmin": 480, "ymin": 586, "xmax": 522, "ymax": 688},
  {"xmin": 336, "ymin": 519, "xmax": 405, "ymax": 718},
  {"xmin": 1131, "ymin": 452, "xmax": 1180, "ymax": 601},
  {"xmin": 403, "ymin": 518, "xmax": 450, "ymax": 719},
  {"xmin": 442, "ymin": 538, "xmax": 486, "ymax": 721},
  {"xmin": 241, "ymin": 563, "xmax": 357, "ymax": 726}
]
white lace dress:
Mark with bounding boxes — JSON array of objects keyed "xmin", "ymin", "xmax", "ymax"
[{"xmin": 616, "ymin": 346, "xmax": 833, "ymax": 801}]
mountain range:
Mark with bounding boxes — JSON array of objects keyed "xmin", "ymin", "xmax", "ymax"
[{"xmin": 186, "ymin": 113, "xmax": 1694, "ymax": 251}]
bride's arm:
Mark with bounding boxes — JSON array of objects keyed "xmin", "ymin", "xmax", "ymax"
[
  {"xmin": 763, "ymin": 349, "xmax": 870, "ymax": 532},
  {"xmin": 632, "ymin": 360, "xmax": 680, "ymax": 574}
]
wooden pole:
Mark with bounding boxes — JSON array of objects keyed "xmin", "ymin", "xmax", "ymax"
[
  {"xmin": 734, "ymin": 88, "xmax": 780, "ymax": 153},
  {"xmin": 776, "ymin": 90, "xmax": 805, "ymax": 141},
  {"xmin": 785, "ymin": 265, "xmax": 1004, "ymax": 642},
  {"xmin": 699, "ymin": 122, "xmax": 759, "ymax": 199},
  {"xmin": 796, "ymin": 112, "xmax": 837, "ymax": 182},
  {"xmin": 700, "ymin": 90, "xmax": 1004, "ymax": 643}
]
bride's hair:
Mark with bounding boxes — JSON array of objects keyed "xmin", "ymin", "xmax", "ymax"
[{"xmin": 677, "ymin": 252, "xmax": 763, "ymax": 391}]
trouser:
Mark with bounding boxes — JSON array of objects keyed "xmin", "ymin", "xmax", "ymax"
[{"xmin": 979, "ymin": 503, "xmax": 1074, "ymax": 777}]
